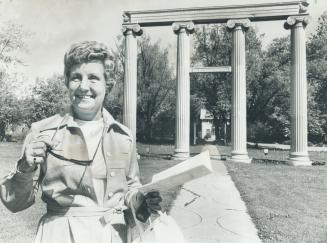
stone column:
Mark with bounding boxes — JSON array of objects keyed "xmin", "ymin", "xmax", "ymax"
[
  {"xmin": 122, "ymin": 24, "xmax": 142, "ymax": 141},
  {"xmin": 227, "ymin": 19, "xmax": 251, "ymax": 163},
  {"xmin": 284, "ymin": 16, "xmax": 311, "ymax": 166},
  {"xmin": 172, "ymin": 22, "xmax": 194, "ymax": 160}
]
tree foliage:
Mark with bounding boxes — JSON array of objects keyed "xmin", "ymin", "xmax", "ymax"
[
  {"xmin": 191, "ymin": 25, "xmax": 232, "ymax": 142},
  {"xmin": 191, "ymin": 24, "xmax": 269, "ymax": 142},
  {"xmin": 109, "ymin": 35, "xmax": 176, "ymax": 142},
  {"xmin": 191, "ymin": 17, "xmax": 327, "ymax": 144},
  {"xmin": 307, "ymin": 12, "xmax": 327, "ymax": 142},
  {"xmin": 136, "ymin": 35, "xmax": 175, "ymax": 142},
  {"xmin": 0, "ymin": 22, "xmax": 30, "ymax": 140},
  {"xmin": 103, "ymin": 35, "xmax": 125, "ymax": 121},
  {"xmin": 247, "ymin": 36, "xmax": 291, "ymax": 143},
  {"xmin": 24, "ymin": 75, "xmax": 70, "ymax": 126},
  {"xmin": 0, "ymin": 22, "xmax": 28, "ymax": 65}
]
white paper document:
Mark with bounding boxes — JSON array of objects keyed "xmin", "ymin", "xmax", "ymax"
[{"xmin": 139, "ymin": 151, "xmax": 213, "ymax": 193}]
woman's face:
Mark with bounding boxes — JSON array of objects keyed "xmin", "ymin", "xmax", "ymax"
[{"xmin": 68, "ymin": 61, "xmax": 106, "ymax": 121}]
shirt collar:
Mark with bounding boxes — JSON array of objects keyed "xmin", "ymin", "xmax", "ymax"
[{"xmin": 63, "ymin": 106, "xmax": 116, "ymax": 129}]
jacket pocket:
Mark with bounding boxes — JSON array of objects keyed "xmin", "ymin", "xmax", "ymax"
[
  {"xmin": 107, "ymin": 153, "xmax": 129, "ymax": 195},
  {"xmin": 109, "ymin": 152, "xmax": 129, "ymax": 168}
]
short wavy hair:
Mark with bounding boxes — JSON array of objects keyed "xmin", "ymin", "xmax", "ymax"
[{"xmin": 63, "ymin": 41, "xmax": 115, "ymax": 88}]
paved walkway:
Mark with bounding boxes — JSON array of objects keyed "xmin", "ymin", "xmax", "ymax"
[{"xmin": 169, "ymin": 159, "xmax": 262, "ymax": 243}]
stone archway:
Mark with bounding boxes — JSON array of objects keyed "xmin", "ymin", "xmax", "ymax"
[{"xmin": 122, "ymin": 1, "xmax": 311, "ymax": 165}]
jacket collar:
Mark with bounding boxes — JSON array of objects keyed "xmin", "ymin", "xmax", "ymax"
[
  {"xmin": 63, "ymin": 107, "xmax": 116, "ymax": 129},
  {"xmin": 38, "ymin": 106, "xmax": 130, "ymax": 137}
]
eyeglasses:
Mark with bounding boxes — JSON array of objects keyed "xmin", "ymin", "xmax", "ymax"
[
  {"xmin": 45, "ymin": 120, "xmax": 105, "ymax": 166},
  {"xmin": 47, "ymin": 136, "xmax": 102, "ymax": 166},
  {"xmin": 34, "ymin": 120, "xmax": 105, "ymax": 193}
]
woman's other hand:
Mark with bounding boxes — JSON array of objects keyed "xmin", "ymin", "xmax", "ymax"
[
  {"xmin": 134, "ymin": 191, "xmax": 162, "ymax": 222},
  {"xmin": 19, "ymin": 135, "xmax": 54, "ymax": 173},
  {"xmin": 144, "ymin": 191, "xmax": 162, "ymax": 213}
]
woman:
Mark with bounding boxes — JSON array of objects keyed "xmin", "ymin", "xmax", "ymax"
[{"xmin": 0, "ymin": 41, "xmax": 161, "ymax": 243}]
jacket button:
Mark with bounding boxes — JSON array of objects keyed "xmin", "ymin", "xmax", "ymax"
[
  {"xmin": 110, "ymin": 172, "xmax": 116, "ymax": 177},
  {"xmin": 108, "ymin": 192, "xmax": 114, "ymax": 198}
]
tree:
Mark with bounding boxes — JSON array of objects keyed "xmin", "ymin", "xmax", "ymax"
[
  {"xmin": 307, "ymin": 12, "xmax": 327, "ymax": 143},
  {"xmin": 191, "ymin": 25, "xmax": 232, "ymax": 143},
  {"xmin": 0, "ymin": 22, "xmax": 30, "ymax": 140},
  {"xmin": 24, "ymin": 75, "xmax": 70, "ymax": 126},
  {"xmin": 0, "ymin": 22, "xmax": 29, "ymax": 65},
  {"xmin": 104, "ymin": 35, "xmax": 125, "ymax": 121},
  {"xmin": 136, "ymin": 35, "xmax": 175, "ymax": 142},
  {"xmin": 110, "ymin": 35, "xmax": 175, "ymax": 142},
  {"xmin": 247, "ymin": 37, "xmax": 291, "ymax": 143},
  {"xmin": 191, "ymin": 24, "xmax": 265, "ymax": 143},
  {"xmin": 0, "ymin": 83, "xmax": 22, "ymax": 140}
]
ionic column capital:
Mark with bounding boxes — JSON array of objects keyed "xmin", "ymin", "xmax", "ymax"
[
  {"xmin": 172, "ymin": 21, "xmax": 195, "ymax": 34},
  {"xmin": 122, "ymin": 23, "xmax": 143, "ymax": 36},
  {"xmin": 284, "ymin": 16, "xmax": 309, "ymax": 30},
  {"xmin": 226, "ymin": 19, "xmax": 250, "ymax": 32}
]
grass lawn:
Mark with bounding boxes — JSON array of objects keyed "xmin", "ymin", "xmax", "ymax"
[
  {"xmin": 0, "ymin": 143, "xmax": 45, "ymax": 243},
  {"xmin": 225, "ymin": 161, "xmax": 327, "ymax": 243},
  {"xmin": 0, "ymin": 142, "xmax": 326, "ymax": 243}
]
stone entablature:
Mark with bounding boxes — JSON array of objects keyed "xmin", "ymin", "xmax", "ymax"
[{"xmin": 123, "ymin": 1, "xmax": 308, "ymax": 26}]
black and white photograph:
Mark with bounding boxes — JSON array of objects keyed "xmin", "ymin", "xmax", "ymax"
[{"xmin": 0, "ymin": 0, "xmax": 326, "ymax": 242}]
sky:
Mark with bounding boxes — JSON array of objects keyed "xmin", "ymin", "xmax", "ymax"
[{"xmin": 0, "ymin": 0, "xmax": 326, "ymax": 88}]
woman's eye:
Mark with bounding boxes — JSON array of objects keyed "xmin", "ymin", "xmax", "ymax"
[
  {"xmin": 89, "ymin": 75, "xmax": 100, "ymax": 81},
  {"xmin": 70, "ymin": 75, "xmax": 81, "ymax": 82}
]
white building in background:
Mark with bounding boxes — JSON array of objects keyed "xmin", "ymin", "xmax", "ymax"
[{"xmin": 199, "ymin": 109, "xmax": 216, "ymax": 142}]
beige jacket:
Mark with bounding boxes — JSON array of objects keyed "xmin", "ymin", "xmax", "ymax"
[{"xmin": 0, "ymin": 108, "xmax": 141, "ymax": 243}]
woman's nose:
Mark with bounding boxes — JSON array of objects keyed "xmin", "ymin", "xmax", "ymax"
[{"xmin": 79, "ymin": 77, "xmax": 90, "ymax": 91}]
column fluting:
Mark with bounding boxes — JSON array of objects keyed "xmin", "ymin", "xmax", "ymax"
[
  {"xmin": 172, "ymin": 22, "xmax": 194, "ymax": 160},
  {"xmin": 285, "ymin": 16, "xmax": 311, "ymax": 166},
  {"xmin": 227, "ymin": 19, "xmax": 251, "ymax": 163},
  {"xmin": 122, "ymin": 24, "xmax": 142, "ymax": 141}
]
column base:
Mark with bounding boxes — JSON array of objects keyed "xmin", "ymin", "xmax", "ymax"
[
  {"xmin": 230, "ymin": 151, "xmax": 252, "ymax": 163},
  {"xmin": 287, "ymin": 152, "xmax": 311, "ymax": 166},
  {"xmin": 172, "ymin": 149, "xmax": 190, "ymax": 161}
]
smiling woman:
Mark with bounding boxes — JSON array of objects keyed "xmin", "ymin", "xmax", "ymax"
[
  {"xmin": 68, "ymin": 61, "xmax": 107, "ymax": 121},
  {"xmin": 0, "ymin": 41, "xmax": 162, "ymax": 243},
  {"xmin": 64, "ymin": 42, "xmax": 115, "ymax": 122}
]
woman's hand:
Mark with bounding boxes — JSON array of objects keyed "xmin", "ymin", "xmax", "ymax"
[
  {"xmin": 19, "ymin": 136, "xmax": 54, "ymax": 173},
  {"xmin": 144, "ymin": 191, "xmax": 162, "ymax": 213},
  {"xmin": 133, "ymin": 191, "xmax": 162, "ymax": 222}
]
